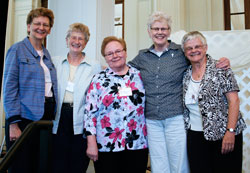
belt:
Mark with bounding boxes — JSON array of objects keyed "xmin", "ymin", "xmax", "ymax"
[
  {"xmin": 62, "ymin": 102, "xmax": 74, "ymax": 107},
  {"xmin": 45, "ymin": 96, "xmax": 54, "ymax": 103}
]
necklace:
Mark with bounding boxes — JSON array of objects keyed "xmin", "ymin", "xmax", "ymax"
[{"xmin": 192, "ymin": 64, "xmax": 206, "ymax": 81}]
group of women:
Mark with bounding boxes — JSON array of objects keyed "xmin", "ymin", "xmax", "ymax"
[{"xmin": 3, "ymin": 7, "xmax": 246, "ymax": 173}]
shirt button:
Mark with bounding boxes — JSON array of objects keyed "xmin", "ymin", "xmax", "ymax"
[
  {"xmin": 157, "ymin": 106, "xmax": 159, "ymax": 109},
  {"xmin": 157, "ymin": 95, "xmax": 159, "ymax": 98},
  {"xmin": 157, "ymin": 67, "xmax": 160, "ymax": 69},
  {"xmin": 156, "ymin": 86, "xmax": 159, "ymax": 88},
  {"xmin": 156, "ymin": 75, "xmax": 158, "ymax": 78}
]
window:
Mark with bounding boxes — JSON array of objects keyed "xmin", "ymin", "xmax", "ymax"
[{"xmin": 224, "ymin": 0, "xmax": 250, "ymax": 30}]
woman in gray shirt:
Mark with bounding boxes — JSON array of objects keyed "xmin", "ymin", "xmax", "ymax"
[{"xmin": 129, "ymin": 11, "xmax": 229, "ymax": 173}]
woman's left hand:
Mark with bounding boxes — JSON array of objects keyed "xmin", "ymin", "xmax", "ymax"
[
  {"xmin": 216, "ymin": 57, "xmax": 230, "ymax": 69},
  {"xmin": 221, "ymin": 131, "xmax": 235, "ymax": 154},
  {"xmin": 86, "ymin": 135, "xmax": 99, "ymax": 161}
]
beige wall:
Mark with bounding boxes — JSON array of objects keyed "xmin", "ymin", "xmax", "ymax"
[
  {"xmin": 185, "ymin": 0, "xmax": 224, "ymax": 31},
  {"xmin": 124, "ymin": 0, "xmax": 224, "ymax": 61},
  {"xmin": 124, "ymin": 0, "xmax": 153, "ymax": 60}
]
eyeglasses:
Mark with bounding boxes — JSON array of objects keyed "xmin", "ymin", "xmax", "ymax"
[
  {"xmin": 184, "ymin": 45, "xmax": 205, "ymax": 52},
  {"xmin": 105, "ymin": 49, "xmax": 124, "ymax": 58},
  {"xmin": 151, "ymin": 27, "xmax": 170, "ymax": 32},
  {"xmin": 70, "ymin": 36, "xmax": 84, "ymax": 41},
  {"xmin": 32, "ymin": 22, "xmax": 50, "ymax": 28}
]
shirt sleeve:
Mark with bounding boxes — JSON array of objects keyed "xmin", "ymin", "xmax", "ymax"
[
  {"xmin": 83, "ymin": 74, "xmax": 101, "ymax": 136},
  {"xmin": 128, "ymin": 53, "xmax": 141, "ymax": 70},
  {"xmin": 93, "ymin": 63, "xmax": 102, "ymax": 75},
  {"xmin": 3, "ymin": 45, "xmax": 22, "ymax": 123},
  {"xmin": 220, "ymin": 68, "xmax": 240, "ymax": 94}
]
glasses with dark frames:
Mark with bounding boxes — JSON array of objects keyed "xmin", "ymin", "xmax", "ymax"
[{"xmin": 150, "ymin": 27, "xmax": 170, "ymax": 32}]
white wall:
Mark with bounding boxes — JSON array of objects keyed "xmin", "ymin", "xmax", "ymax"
[
  {"xmin": 47, "ymin": 0, "xmax": 114, "ymax": 65},
  {"xmin": 124, "ymin": 0, "xmax": 153, "ymax": 61}
]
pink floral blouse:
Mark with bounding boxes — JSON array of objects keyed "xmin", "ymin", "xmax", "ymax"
[{"xmin": 84, "ymin": 66, "xmax": 148, "ymax": 152}]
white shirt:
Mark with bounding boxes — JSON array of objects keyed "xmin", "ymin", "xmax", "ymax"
[
  {"xmin": 37, "ymin": 50, "xmax": 53, "ymax": 97},
  {"xmin": 52, "ymin": 54, "xmax": 102, "ymax": 134},
  {"xmin": 63, "ymin": 64, "xmax": 78, "ymax": 103},
  {"xmin": 185, "ymin": 76, "xmax": 203, "ymax": 131}
]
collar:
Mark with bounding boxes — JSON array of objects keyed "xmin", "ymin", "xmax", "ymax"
[
  {"xmin": 143, "ymin": 40, "xmax": 180, "ymax": 54},
  {"xmin": 105, "ymin": 64, "xmax": 136, "ymax": 77},
  {"xmin": 23, "ymin": 37, "xmax": 50, "ymax": 59},
  {"xmin": 186, "ymin": 54, "xmax": 217, "ymax": 85},
  {"xmin": 61, "ymin": 52, "xmax": 91, "ymax": 66}
]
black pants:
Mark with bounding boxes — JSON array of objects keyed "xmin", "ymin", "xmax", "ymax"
[
  {"xmin": 5, "ymin": 97, "xmax": 55, "ymax": 173},
  {"xmin": 52, "ymin": 103, "xmax": 90, "ymax": 173},
  {"xmin": 187, "ymin": 129, "xmax": 243, "ymax": 173},
  {"xmin": 94, "ymin": 148, "xmax": 149, "ymax": 173}
]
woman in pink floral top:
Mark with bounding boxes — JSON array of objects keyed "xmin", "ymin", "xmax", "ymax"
[{"xmin": 84, "ymin": 36, "xmax": 148, "ymax": 173}]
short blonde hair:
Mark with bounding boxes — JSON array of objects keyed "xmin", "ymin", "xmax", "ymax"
[
  {"xmin": 101, "ymin": 36, "xmax": 127, "ymax": 57},
  {"xmin": 66, "ymin": 23, "xmax": 90, "ymax": 43}
]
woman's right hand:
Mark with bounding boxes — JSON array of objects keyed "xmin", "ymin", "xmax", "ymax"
[
  {"xmin": 221, "ymin": 131, "xmax": 235, "ymax": 154},
  {"xmin": 86, "ymin": 135, "xmax": 99, "ymax": 161},
  {"xmin": 9, "ymin": 123, "xmax": 22, "ymax": 141}
]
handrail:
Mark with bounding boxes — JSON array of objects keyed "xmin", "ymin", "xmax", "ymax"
[{"xmin": 0, "ymin": 120, "xmax": 53, "ymax": 172}]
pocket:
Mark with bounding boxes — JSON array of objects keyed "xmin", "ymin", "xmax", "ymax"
[
  {"xmin": 19, "ymin": 57, "xmax": 38, "ymax": 72},
  {"xmin": 19, "ymin": 57, "xmax": 39, "ymax": 85},
  {"xmin": 19, "ymin": 57, "xmax": 37, "ymax": 65}
]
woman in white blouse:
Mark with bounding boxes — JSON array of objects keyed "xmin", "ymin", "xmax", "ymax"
[{"xmin": 182, "ymin": 31, "xmax": 246, "ymax": 173}]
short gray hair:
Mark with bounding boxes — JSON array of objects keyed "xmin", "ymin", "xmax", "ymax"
[
  {"xmin": 147, "ymin": 11, "xmax": 172, "ymax": 31},
  {"xmin": 181, "ymin": 31, "xmax": 207, "ymax": 51},
  {"xmin": 66, "ymin": 23, "xmax": 90, "ymax": 43}
]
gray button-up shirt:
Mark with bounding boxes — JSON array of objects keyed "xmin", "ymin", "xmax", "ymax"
[{"xmin": 129, "ymin": 41, "xmax": 189, "ymax": 120}]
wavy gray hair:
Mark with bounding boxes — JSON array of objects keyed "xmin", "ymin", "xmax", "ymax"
[
  {"xmin": 66, "ymin": 23, "xmax": 90, "ymax": 43},
  {"xmin": 181, "ymin": 31, "xmax": 207, "ymax": 51}
]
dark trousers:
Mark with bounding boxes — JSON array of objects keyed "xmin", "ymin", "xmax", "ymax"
[
  {"xmin": 94, "ymin": 148, "xmax": 149, "ymax": 173},
  {"xmin": 5, "ymin": 97, "xmax": 55, "ymax": 173},
  {"xmin": 52, "ymin": 103, "xmax": 90, "ymax": 173},
  {"xmin": 187, "ymin": 129, "xmax": 243, "ymax": 173}
]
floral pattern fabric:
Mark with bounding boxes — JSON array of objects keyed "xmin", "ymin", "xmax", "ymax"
[
  {"xmin": 84, "ymin": 65, "xmax": 147, "ymax": 152},
  {"xmin": 183, "ymin": 55, "xmax": 246, "ymax": 141}
]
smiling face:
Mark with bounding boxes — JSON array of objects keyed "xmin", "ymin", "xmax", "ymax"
[
  {"xmin": 27, "ymin": 16, "xmax": 51, "ymax": 41},
  {"xmin": 67, "ymin": 31, "xmax": 86, "ymax": 54},
  {"xmin": 104, "ymin": 41, "xmax": 127, "ymax": 72},
  {"xmin": 148, "ymin": 19, "xmax": 171, "ymax": 51},
  {"xmin": 184, "ymin": 37, "xmax": 208, "ymax": 64}
]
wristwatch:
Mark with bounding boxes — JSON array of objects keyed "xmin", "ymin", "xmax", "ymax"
[{"xmin": 227, "ymin": 128, "xmax": 236, "ymax": 133}]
